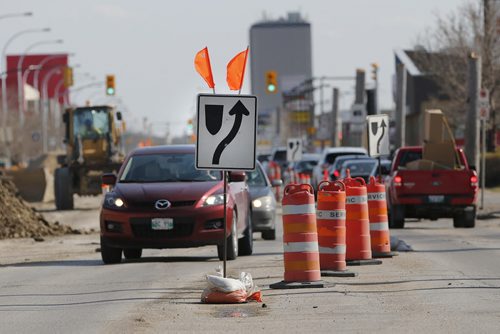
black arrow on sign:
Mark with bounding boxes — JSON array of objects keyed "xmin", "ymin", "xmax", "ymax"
[
  {"xmin": 292, "ymin": 140, "xmax": 300, "ymax": 161},
  {"xmin": 212, "ymin": 100, "xmax": 250, "ymax": 165},
  {"xmin": 376, "ymin": 119, "xmax": 387, "ymax": 154}
]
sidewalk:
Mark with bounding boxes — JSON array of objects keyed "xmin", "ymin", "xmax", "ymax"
[{"xmin": 477, "ymin": 188, "xmax": 500, "ymax": 219}]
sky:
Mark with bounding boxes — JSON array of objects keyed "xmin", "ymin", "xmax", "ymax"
[{"xmin": 1, "ymin": 0, "xmax": 467, "ymax": 137}]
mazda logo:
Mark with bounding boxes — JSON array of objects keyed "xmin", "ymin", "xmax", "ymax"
[{"xmin": 154, "ymin": 199, "xmax": 171, "ymax": 210}]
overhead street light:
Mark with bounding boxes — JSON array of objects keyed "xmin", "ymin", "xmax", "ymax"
[
  {"xmin": 17, "ymin": 38, "xmax": 64, "ymax": 120},
  {"xmin": 0, "ymin": 12, "xmax": 33, "ymax": 20},
  {"xmin": 1, "ymin": 27, "xmax": 51, "ymax": 133}
]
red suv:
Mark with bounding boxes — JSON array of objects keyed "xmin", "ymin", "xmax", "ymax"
[{"xmin": 99, "ymin": 145, "xmax": 253, "ymax": 264}]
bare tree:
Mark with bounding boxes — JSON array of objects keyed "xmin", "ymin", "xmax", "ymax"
[{"xmin": 415, "ymin": 0, "xmax": 499, "ymax": 150}]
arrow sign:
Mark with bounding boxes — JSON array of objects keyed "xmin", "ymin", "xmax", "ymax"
[
  {"xmin": 212, "ymin": 100, "xmax": 249, "ymax": 164},
  {"xmin": 196, "ymin": 94, "xmax": 257, "ymax": 170},
  {"xmin": 287, "ymin": 138, "xmax": 303, "ymax": 162},
  {"xmin": 366, "ymin": 114, "xmax": 390, "ymax": 157}
]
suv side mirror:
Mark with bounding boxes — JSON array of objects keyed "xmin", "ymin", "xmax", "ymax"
[
  {"xmin": 102, "ymin": 173, "xmax": 117, "ymax": 186},
  {"xmin": 228, "ymin": 171, "xmax": 246, "ymax": 182},
  {"xmin": 116, "ymin": 111, "xmax": 122, "ymax": 121}
]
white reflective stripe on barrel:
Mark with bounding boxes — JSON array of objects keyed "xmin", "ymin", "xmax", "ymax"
[
  {"xmin": 367, "ymin": 192, "xmax": 386, "ymax": 201},
  {"xmin": 316, "ymin": 210, "xmax": 346, "ymax": 220},
  {"xmin": 282, "ymin": 204, "xmax": 316, "ymax": 215},
  {"xmin": 346, "ymin": 195, "xmax": 368, "ymax": 204},
  {"xmin": 284, "ymin": 241, "xmax": 319, "ymax": 253},
  {"xmin": 370, "ymin": 222, "xmax": 389, "ymax": 231},
  {"xmin": 319, "ymin": 245, "xmax": 346, "ymax": 254}
]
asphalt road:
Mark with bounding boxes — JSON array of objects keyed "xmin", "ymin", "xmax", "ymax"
[{"xmin": 1, "ymin": 196, "xmax": 500, "ymax": 333}]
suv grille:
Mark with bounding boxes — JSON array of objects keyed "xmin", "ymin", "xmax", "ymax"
[{"xmin": 127, "ymin": 200, "xmax": 196, "ymax": 210}]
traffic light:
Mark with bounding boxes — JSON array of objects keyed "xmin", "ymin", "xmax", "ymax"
[
  {"xmin": 106, "ymin": 75, "xmax": 115, "ymax": 95},
  {"xmin": 187, "ymin": 118, "xmax": 193, "ymax": 131},
  {"xmin": 265, "ymin": 70, "xmax": 278, "ymax": 93},
  {"xmin": 370, "ymin": 63, "xmax": 379, "ymax": 81},
  {"xmin": 63, "ymin": 66, "xmax": 73, "ymax": 88}
]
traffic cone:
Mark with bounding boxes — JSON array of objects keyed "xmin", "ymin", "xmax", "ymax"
[
  {"xmin": 367, "ymin": 176, "xmax": 397, "ymax": 258},
  {"xmin": 316, "ymin": 181, "xmax": 357, "ymax": 277},
  {"xmin": 343, "ymin": 170, "xmax": 382, "ymax": 266},
  {"xmin": 270, "ymin": 183, "xmax": 326, "ymax": 289}
]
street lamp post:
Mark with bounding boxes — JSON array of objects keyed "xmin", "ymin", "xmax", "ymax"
[
  {"xmin": 33, "ymin": 53, "xmax": 74, "ymax": 114},
  {"xmin": 41, "ymin": 64, "xmax": 79, "ymax": 152},
  {"xmin": 1, "ymin": 27, "xmax": 50, "ymax": 134}
]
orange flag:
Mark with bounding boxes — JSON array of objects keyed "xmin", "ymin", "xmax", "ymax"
[
  {"xmin": 226, "ymin": 47, "xmax": 249, "ymax": 91},
  {"xmin": 194, "ymin": 47, "xmax": 215, "ymax": 89}
]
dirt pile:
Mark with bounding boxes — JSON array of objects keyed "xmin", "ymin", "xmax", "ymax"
[{"xmin": 0, "ymin": 175, "xmax": 79, "ymax": 239}]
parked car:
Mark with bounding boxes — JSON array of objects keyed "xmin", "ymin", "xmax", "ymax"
[
  {"xmin": 369, "ymin": 159, "xmax": 392, "ymax": 183},
  {"xmin": 328, "ymin": 154, "xmax": 370, "ymax": 180},
  {"xmin": 339, "ymin": 158, "xmax": 378, "ymax": 182},
  {"xmin": 270, "ymin": 146, "xmax": 288, "ymax": 173},
  {"xmin": 386, "ymin": 146, "xmax": 478, "ymax": 229},
  {"xmin": 99, "ymin": 145, "xmax": 253, "ymax": 264},
  {"xmin": 289, "ymin": 153, "xmax": 320, "ymax": 177},
  {"xmin": 246, "ymin": 161, "xmax": 281, "ymax": 240},
  {"xmin": 312, "ymin": 147, "xmax": 368, "ymax": 188}
]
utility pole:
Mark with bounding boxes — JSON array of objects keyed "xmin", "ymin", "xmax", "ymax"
[
  {"xmin": 464, "ymin": 53, "xmax": 481, "ymax": 170},
  {"xmin": 354, "ymin": 69, "xmax": 365, "ymax": 105},
  {"xmin": 370, "ymin": 63, "xmax": 379, "ymax": 115},
  {"xmin": 331, "ymin": 87, "xmax": 340, "ymax": 147},
  {"xmin": 483, "ymin": 0, "xmax": 496, "ymax": 152},
  {"xmin": 395, "ymin": 63, "xmax": 407, "ymax": 150}
]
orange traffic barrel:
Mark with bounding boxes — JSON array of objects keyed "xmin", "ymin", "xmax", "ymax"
[
  {"xmin": 317, "ymin": 181, "xmax": 357, "ymax": 277},
  {"xmin": 270, "ymin": 183, "xmax": 325, "ymax": 289},
  {"xmin": 343, "ymin": 172, "xmax": 382, "ymax": 266},
  {"xmin": 367, "ymin": 176, "xmax": 397, "ymax": 258},
  {"xmin": 268, "ymin": 161, "xmax": 282, "ymax": 202}
]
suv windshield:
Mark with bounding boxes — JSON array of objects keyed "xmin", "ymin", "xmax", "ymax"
[
  {"xmin": 74, "ymin": 107, "xmax": 110, "ymax": 139},
  {"xmin": 120, "ymin": 153, "xmax": 222, "ymax": 183}
]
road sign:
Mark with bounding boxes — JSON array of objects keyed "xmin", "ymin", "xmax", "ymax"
[
  {"xmin": 478, "ymin": 88, "xmax": 490, "ymax": 120},
  {"xmin": 366, "ymin": 114, "xmax": 390, "ymax": 157},
  {"xmin": 196, "ymin": 94, "xmax": 257, "ymax": 170},
  {"xmin": 287, "ymin": 138, "xmax": 302, "ymax": 162}
]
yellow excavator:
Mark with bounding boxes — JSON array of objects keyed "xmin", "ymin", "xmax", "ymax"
[{"xmin": 55, "ymin": 105, "xmax": 124, "ymax": 210}]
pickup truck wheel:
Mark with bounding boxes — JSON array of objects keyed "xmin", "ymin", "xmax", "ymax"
[
  {"xmin": 262, "ymin": 229, "xmax": 276, "ymax": 240},
  {"xmin": 454, "ymin": 208, "xmax": 476, "ymax": 228},
  {"xmin": 389, "ymin": 204, "xmax": 405, "ymax": 229},
  {"xmin": 238, "ymin": 211, "xmax": 253, "ymax": 256}
]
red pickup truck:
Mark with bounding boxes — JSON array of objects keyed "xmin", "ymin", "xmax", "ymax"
[{"xmin": 387, "ymin": 146, "xmax": 478, "ymax": 229}]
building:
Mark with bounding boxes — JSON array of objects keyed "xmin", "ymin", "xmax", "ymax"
[{"xmin": 249, "ymin": 12, "xmax": 312, "ymax": 150}]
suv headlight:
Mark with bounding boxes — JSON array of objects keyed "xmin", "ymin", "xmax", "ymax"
[
  {"xmin": 252, "ymin": 195, "xmax": 273, "ymax": 209},
  {"xmin": 203, "ymin": 194, "xmax": 225, "ymax": 207},
  {"xmin": 103, "ymin": 193, "xmax": 126, "ymax": 210}
]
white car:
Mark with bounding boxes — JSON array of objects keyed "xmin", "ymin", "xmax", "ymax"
[{"xmin": 311, "ymin": 147, "xmax": 368, "ymax": 189}]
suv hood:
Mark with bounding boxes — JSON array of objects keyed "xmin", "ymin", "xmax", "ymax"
[{"xmin": 114, "ymin": 181, "xmax": 222, "ymax": 204}]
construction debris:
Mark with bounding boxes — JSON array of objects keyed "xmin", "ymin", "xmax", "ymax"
[{"xmin": 0, "ymin": 175, "xmax": 79, "ymax": 240}]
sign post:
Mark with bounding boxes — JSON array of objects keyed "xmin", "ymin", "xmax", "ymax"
[
  {"xmin": 366, "ymin": 114, "xmax": 390, "ymax": 181},
  {"xmin": 479, "ymin": 88, "xmax": 489, "ymax": 210},
  {"xmin": 196, "ymin": 94, "xmax": 257, "ymax": 276}
]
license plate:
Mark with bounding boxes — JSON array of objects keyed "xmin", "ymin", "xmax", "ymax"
[
  {"xmin": 428, "ymin": 195, "xmax": 445, "ymax": 203},
  {"xmin": 151, "ymin": 218, "xmax": 174, "ymax": 230}
]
